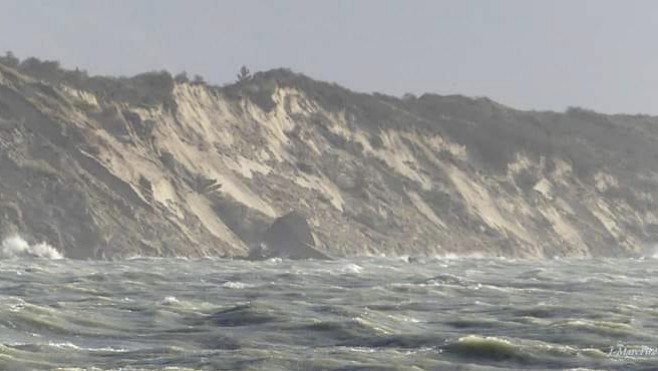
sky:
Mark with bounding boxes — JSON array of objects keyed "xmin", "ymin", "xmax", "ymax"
[{"xmin": 0, "ymin": 0, "xmax": 656, "ymax": 114}]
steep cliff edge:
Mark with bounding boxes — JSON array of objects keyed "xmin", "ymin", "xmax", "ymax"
[{"xmin": 1, "ymin": 60, "xmax": 658, "ymax": 258}]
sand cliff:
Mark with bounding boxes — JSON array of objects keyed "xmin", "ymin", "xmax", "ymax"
[{"xmin": 1, "ymin": 61, "xmax": 657, "ymax": 258}]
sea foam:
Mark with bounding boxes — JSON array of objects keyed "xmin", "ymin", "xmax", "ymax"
[{"xmin": 0, "ymin": 235, "xmax": 64, "ymax": 259}]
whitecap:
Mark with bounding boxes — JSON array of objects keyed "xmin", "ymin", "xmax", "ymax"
[
  {"xmin": 47, "ymin": 341, "xmax": 82, "ymax": 350},
  {"xmin": 46, "ymin": 341, "xmax": 128, "ymax": 353},
  {"xmin": 160, "ymin": 296, "xmax": 180, "ymax": 305},
  {"xmin": 346, "ymin": 346, "xmax": 377, "ymax": 353},
  {"xmin": 221, "ymin": 281, "xmax": 253, "ymax": 289},
  {"xmin": 339, "ymin": 263, "xmax": 364, "ymax": 274}
]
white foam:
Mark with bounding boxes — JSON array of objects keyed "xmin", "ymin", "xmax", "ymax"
[
  {"xmin": 339, "ymin": 263, "xmax": 364, "ymax": 274},
  {"xmin": 435, "ymin": 252, "xmax": 486, "ymax": 260},
  {"xmin": 0, "ymin": 235, "xmax": 64, "ymax": 259},
  {"xmin": 160, "ymin": 296, "xmax": 180, "ymax": 305},
  {"xmin": 47, "ymin": 341, "xmax": 128, "ymax": 353},
  {"xmin": 221, "ymin": 281, "xmax": 253, "ymax": 289}
]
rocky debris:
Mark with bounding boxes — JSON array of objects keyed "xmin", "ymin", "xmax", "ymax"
[{"xmin": 248, "ymin": 211, "xmax": 330, "ymax": 260}]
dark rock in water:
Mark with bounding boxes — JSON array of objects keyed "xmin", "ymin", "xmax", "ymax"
[{"xmin": 248, "ymin": 211, "xmax": 331, "ymax": 260}]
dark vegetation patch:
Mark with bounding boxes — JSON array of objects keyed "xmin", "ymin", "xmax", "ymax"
[
  {"xmin": 1, "ymin": 54, "xmax": 175, "ymax": 107},
  {"xmin": 513, "ymin": 169, "xmax": 539, "ymax": 191},
  {"xmin": 296, "ymin": 161, "xmax": 315, "ymax": 175},
  {"xmin": 368, "ymin": 133, "xmax": 384, "ymax": 149}
]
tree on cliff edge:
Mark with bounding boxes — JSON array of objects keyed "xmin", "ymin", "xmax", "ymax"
[
  {"xmin": 236, "ymin": 65, "xmax": 251, "ymax": 83},
  {"xmin": 1, "ymin": 51, "xmax": 19, "ymax": 68}
]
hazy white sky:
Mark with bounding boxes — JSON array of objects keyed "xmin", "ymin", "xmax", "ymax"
[{"xmin": 0, "ymin": 0, "xmax": 656, "ymax": 114}]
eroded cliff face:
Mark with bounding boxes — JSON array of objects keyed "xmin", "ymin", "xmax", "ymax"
[{"xmin": 1, "ymin": 63, "xmax": 658, "ymax": 258}]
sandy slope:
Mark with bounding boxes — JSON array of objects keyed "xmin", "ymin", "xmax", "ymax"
[{"xmin": 1, "ymin": 63, "xmax": 657, "ymax": 258}]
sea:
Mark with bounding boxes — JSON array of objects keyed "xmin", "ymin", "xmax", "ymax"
[{"xmin": 1, "ymin": 244, "xmax": 658, "ymax": 370}]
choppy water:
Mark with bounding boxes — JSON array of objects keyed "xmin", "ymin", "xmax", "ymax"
[{"xmin": 1, "ymin": 257, "xmax": 658, "ymax": 370}]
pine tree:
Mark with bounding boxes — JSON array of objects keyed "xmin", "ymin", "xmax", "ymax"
[
  {"xmin": 236, "ymin": 65, "xmax": 251, "ymax": 82},
  {"xmin": 1, "ymin": 51, "xmax": 19, "ymax": 68}
]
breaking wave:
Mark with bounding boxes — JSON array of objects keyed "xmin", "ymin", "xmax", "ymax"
[{"xmin": 0, "ymin": 235, "xmax": 64, "ymax": 259}]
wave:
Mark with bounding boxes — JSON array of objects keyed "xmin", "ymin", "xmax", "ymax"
[
  {"xmin": 208, "ymin": 303, "xmax": 281, "ymax": 327},
  {"xmin": 221, "ymin": 281, "xmax": 254, "ymax": 289},
  {"xmin": 160, "ymin": 296, "xmax": 180, "ymax": 305},
  {"xmin": 337, "ymin": 263, "xmax": 364, "ymax": 274},
  {"xmin": 554, "ymin": 319, "xmax": 636, "ymax": 336},
  {"xmin": 443, "ymin": 335, "xmax": 607, "ymax": 367},
  {"xmin": 0, "ymin": 235, "xmax": 64, "ymax": 259}
]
